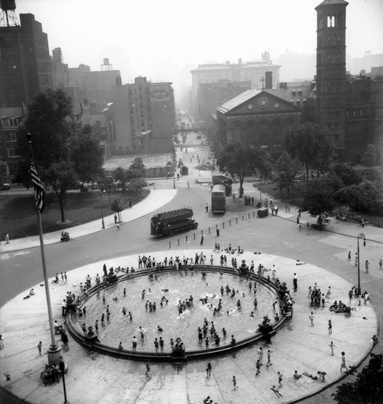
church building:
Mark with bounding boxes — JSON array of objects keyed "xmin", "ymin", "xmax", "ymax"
[{"xmin": 214, "ymin": 89, "xmax": 301, "ymax": 154}]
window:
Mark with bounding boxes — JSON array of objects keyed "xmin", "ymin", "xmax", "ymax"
[
  {"xmin": 7, "ymin": 147, "xmax": 20, "ymax": 157},
  {"xmin": 6, "ymin": 132, "xmax": 17, "ymax": 142},
  {"xmin": 8, "ymin": 118, "xmax": 19, "ymax": 127}
]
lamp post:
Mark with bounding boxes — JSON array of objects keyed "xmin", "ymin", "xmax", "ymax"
[
  {"xmin": 59, "ymin": 357, "xmax": 70, "ymax": 404},
  {"xmin": 356, "ymin": 233, "xmax": 366, "ymax": 296},
  {"xmin": 173, "ymin": 173, "xmax": 176, "ymax": 189},
  {"xmin": 99, "ymin": 191, "xmax": 105, "ymax": 229}
]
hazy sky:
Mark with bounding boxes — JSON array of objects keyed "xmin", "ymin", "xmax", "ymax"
[{"xmin": 15, "ymin": 0, "xmax": 383, "ymax": 85}]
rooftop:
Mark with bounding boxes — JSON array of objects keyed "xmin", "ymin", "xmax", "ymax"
[{"xmin": 217, "ymin": 89, "xmax": 262, "ymax": 114}]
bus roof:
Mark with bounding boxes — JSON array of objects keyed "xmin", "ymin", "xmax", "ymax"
[{"xmin": 212, "ymin": 184, "xmax": 226, "ymax": 193}]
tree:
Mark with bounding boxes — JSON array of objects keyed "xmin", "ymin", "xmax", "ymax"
[
  {"xmin": 336, "ymin": 181, "xmax": 379, "ymax": 213},
  {"xmin": 361, "ymin": 144, "xmax": 377, "ymax": 167},
  {"xmin": 274, "ymin": 152, "xmax": 302, "ymax": 200},
  {"xmin": 216, "ymin": 143, "xmax": 269, "ymax": 197},
  {"xmin": 332, "ymin": 353, "xmax": 383, "ymax": 404},
  {"xmin": 127, "ymin": 177, "xmax": 147, "ymax": 193},
  {"xmin": 300, "ymin": 173, "xmax": 343, "ymax": 217},
  {"xmin": 70, "ymin": 127, "xmax": 104, "ymax": 183},
  {"xmin": 110, "ymin": 198, "xmax": 123, "ymax": 223},
  {"xmin": 332, "ymin": 163, "xmax": 362, "ymax": 187},
  {"xmin": 16, "ymin": 89, "xmax": 72, "ymax": 174},
  {"xmin": 283, "ymin": 122, "xmax": 335, "ymax": 181},
  {"xmin": 113, "ymin": 167, "xmax": 129, "ymax": 202},
  {"xmin": 126, "ymin": 157, "xmax": 146, "ymax": 180},
  {"xmin": 43, "ymin": 160, "xmax": 77, "ymax": 222}
]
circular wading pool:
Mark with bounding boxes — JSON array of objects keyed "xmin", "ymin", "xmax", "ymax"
[{"xmin": 69, "ymin": 268, "xmax": 278, "ymax": 355}]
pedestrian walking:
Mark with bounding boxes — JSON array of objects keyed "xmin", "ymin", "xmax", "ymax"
[
  {"xmin": 266, "ymin": 349, "xmax": 273, "ymax": 367},
  {"xmin": 37, "ymin": 341, "xmax": 42, "ymax": 355},
  {"xmin": 293, "ymin": 273, "xmax": 298, "ymax": 291},
  {"xmin": 340, "ymin": 351, "xmax": 348, "ymax": 372},
  {"xmin": 216, "ymin": 225, "xmax": 220, "ymax": 237},
  {"xmin": 328, "ymin": 320, "xmax": 332, "ymax": 334},
  {"xmin": 200, "ymin": 234, "xmax": 204, "ymax": 245},
  {"xmin": 309, "ymin": 312, "xmax": 314, "ymax": 326},
  {"xmin": 205, "ymin": 203, "xmax": 208, "ymax": 213},
  {"xmin": 256, "ymin": 359, "xmax": 261, "ymax": 375},
  {"xmin": 61, "ymin": 331, "xmax": 69, "ymax": 352},
  {"xmin": 258, "ymin": 347, "xmax": 263, "ymax": 365},
  {"xmin": 114, "ymin": 214, "xmax": 117, "ymax": 224},
  {"xmin": 329, "ymin": 341, "xmax": 335, "ymax": 355},
  {"xmin": 365, "ymin": 260, "xmax": 369, "ymax": 273},
  {"xmin": 277, "ymin": 371, "xmax": 283, "ymax": 387},
  {"xmin": 117, "ymin": 224, "xmax": 120, "ymax": 230},
  {"xmin": 355, "ymin": 253, "xmax": 358, "ymax": 267},
  {"xmin": 379, "ymin": 259, "xmax": 382, "ymax": 270},
  {"xmin": 5, "ymin": 234, "xmax": 9, "ymax": 244},
  {"xmin": 347, "ymin": 251, "xmax": 351, "ymax": 262},
  {"xmin": 61, "ymin": 299, "xmax": 67, "ymax": 316},
  {"xmin": 206, "ymin": 362, "xmax": 212, "ymax": 377},
  {"xmin": 132, "ymin": 336, "xmax": 137, "ymax": 351},
  {"xmin": 232, "ymin": 375, "xmax": 238, "ymax": 390}
]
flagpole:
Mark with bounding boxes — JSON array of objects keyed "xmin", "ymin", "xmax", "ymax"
[{"xmin": 27, "ymin": 133, "xmax": 62, "ymax": 366}]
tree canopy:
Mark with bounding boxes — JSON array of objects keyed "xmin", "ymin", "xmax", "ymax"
[
  {"xmin": 43, "ymin": 160, "xmax": 77, "ymax": 222},
  {"xmin": 283, "ymin": 122, "xmax": 335, "ymax": 181},
  {"xmin": 216, "ymin": 143, "xmax": 270, "ymax": 197},
  {"xmin": 300, "ymin": 173, "xmax": 343, "ymax": 216},
  {"xmin": 336, "ymin": 181, "xmax": 379, "ymax": 212},
  {"xmin": 361, "ymin": 144, "xmax": 377, "ymax": 167},
  {"xmin": 126, "ymin": 157, "xmax": 146, "ymax": 180},
  {"xmin": 71, "ymin": 129, "xmax": 104, "ymax": 183},
  {"xmin": 15, "ymin": 89, "xmax": 105, "ymax": 222},
  {"xmin": 17, "ymin": 88, "xmax": 73, "ymax": 169},
  {"xmin": 274, "ymin": 152, "xmax": 302, "ymax": 199},
  {"xmin": 331, "ymin": 163, "xmax": 362, "ymax": 187},
  {"xmin": 332, "ymin": 353, "xmax": 383, "ymax": 404}
]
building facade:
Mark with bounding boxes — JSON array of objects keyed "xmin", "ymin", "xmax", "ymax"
[
  {"xmin": 214, "ymin": 89, "xmax": 301, "ymax": 153},
  {"xmin": 0, "ymin": 13, "xmax": 53, "ymax": 108},
  {"xmin": 197, "ymin": 80, "xmax": 252, "ymax": 128},
  {"xmin": 191, "ymin": 57, "xmax": 280, "ymax": 118},
  {"xmin": 105, "ymin": 78, "xmax": 175, "ymax": 156},
  {"xmin": 0, "ymin": 12, "xmax": 53, "ymax": 182}
]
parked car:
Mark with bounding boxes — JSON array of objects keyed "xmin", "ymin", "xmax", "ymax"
[{"xmin": 0, "ymin": 183, "xmax": 10, "ymax": 190}]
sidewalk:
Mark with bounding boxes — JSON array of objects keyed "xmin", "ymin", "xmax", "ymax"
[{"xmin": 0, "ymin": 189, "xmax": 177, "ymax": 253}]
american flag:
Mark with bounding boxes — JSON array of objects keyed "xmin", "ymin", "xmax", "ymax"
[{"xmin": 30, "ymin": 157, "xmax": 45, "ymax": 213}]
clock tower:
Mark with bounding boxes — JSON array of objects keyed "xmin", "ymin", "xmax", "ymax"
[{"xmin": 315, "ymin": 0, "xmax": 348, "ymax": 152}]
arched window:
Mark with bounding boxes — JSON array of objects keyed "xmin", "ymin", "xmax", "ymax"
[
  {"xmin": 260, "ymin": 124, "xmax": 269, "ymax": 149},
  {"xmin": 232, "ymin": 123, "xmax": 243, "ymax": 143},
  {"xmin": 272, "ymin": 123, "xmax": 283, "ymax": 148},
  {"xmin": 245, "ymin": 121, "xmax": 257, "ymax": 146}
]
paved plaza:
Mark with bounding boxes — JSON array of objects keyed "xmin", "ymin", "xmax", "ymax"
[{"xmin": 0, "ymin": 248, "xmax": 378, "ymax": 404}]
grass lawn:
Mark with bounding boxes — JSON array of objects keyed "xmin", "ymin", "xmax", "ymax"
[
  {"xmin": 256, "ymin": 181, "xmax": 305, "ymax": 207},
  {"xmin": 0, "ymin": 189, "xmax": 150, "ymax": 240}
]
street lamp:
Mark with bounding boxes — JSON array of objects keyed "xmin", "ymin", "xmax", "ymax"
[
  {"xmin": 173, "ymin": 173, "xmax": 176, "ymax": 189},
  {"xmin": 59, "ymin": 357, "xmax": 70, "ymax": 404},
  {"xmin": 356, "ymin": 233, "xmax": 366, "ymax": 296},
  {"xmin": 99, "ymin": 191, "xmax": 105, "ymax": 229}
]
